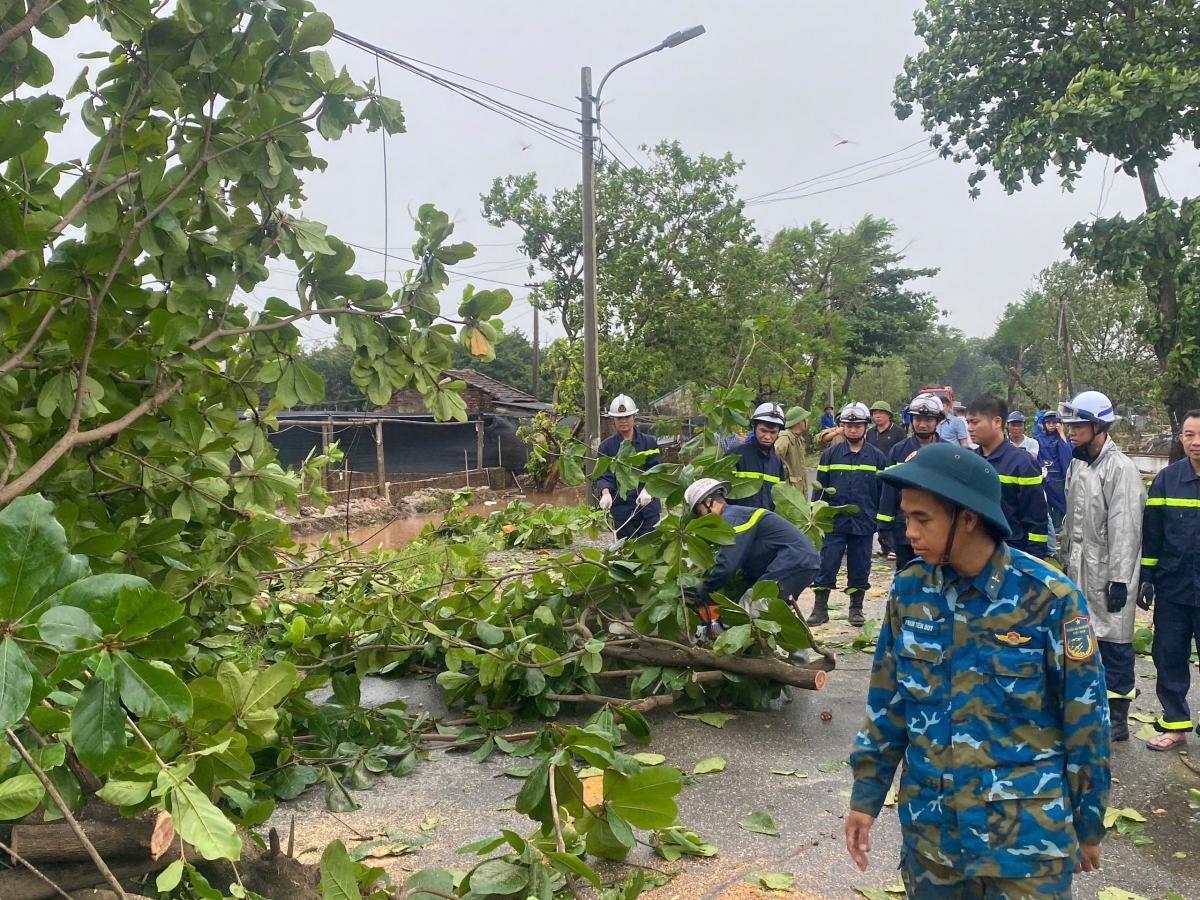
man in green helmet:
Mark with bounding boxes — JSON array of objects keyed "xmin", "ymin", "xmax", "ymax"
[
  {"xmin": 845, "ymin": 442, "xmax": 1110, "ymax": 898},
  {"xmin": 772, "ymin": 405, "xmax": 811, "ymax": 496}
]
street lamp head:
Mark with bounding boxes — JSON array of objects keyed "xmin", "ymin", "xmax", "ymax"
[{"xmin": 662, "ymin": 25, "xmax": 706, "ymax": 49}]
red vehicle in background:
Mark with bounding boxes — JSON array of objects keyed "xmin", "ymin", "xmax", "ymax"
[{"xmin": 919, "ymin": 385, "xmax": 954, "ymax": 406}]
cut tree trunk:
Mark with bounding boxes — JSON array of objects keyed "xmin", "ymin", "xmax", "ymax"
[
  {"xmin": 601, "ymin": 639, "xmax": 829, "ymax": 690},
  {"xmin": 10, "ymin": 810, "xmax": 175, "ymax": 863},
  {"xmin": 0, "ymin": 836, "xmax": 184, "ymax": 900}
]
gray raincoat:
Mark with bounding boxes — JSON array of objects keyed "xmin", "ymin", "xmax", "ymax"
[{"xmin": 1061, "ymin": 437, "xmax": 1146, "ymax": 643}]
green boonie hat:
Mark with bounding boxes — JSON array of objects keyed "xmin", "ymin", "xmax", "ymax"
[
  {"xmin": 869, "ymin": 400, "xmax": 893, "ymax": 415},
  {"xmin": 878, "ymin": 442, "xmax": 1012, "ymax": 538},
  {"xmin": 785, "ymin": 406, "xmax": 810, "ymax": 428}
]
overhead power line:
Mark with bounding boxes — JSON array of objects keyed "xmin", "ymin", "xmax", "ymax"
[
  {"xmin": 745, "ymin": 149, "xmax": 940, "ymax": 207},
  {"xmin": 744, "ymin": 140, "xmax": 934, "ymax": 204}
]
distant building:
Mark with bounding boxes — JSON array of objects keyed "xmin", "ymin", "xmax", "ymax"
[{"xmin": 382, "ymin": 369, "xmax": 550, "ymax": 416}]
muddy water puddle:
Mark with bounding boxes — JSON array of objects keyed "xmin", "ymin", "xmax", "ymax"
[{"xmin": 304, "ymin": 486, "xmax": 585, "ymax": 551}]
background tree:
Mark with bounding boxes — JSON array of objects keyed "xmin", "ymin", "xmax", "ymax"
[{"xmin": 895, "ymin": 0, "xmax": 1200, "ymax": 429}]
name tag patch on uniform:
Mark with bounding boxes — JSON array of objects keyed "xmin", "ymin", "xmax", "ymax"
[
  {"xmin": 902, "ymin": 617, "xmax": 938, "ymax": 634},
  {"xmin": 1064, "ymin": 615, "xmax": 1095, "ymax": 661},
  {"xmin": 995, "ymin": 631, "xmax": 1031, "ymax": 646}
]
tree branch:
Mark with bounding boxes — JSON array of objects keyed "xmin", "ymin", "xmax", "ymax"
[
  {"xmin": 0, "ymin": 425, "xmax": 16, "ymax": 490},
  {"xmin": 0, "ymin": 301, "xmax": 65, "ymax": 377},
  {"xmin": 0, "ymin": 0, "xmax": 49, "ymax": 56}
]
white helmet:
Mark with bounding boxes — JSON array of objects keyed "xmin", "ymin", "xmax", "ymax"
[
  {"xmin": 908, "ymin": 393, "xmax": 945, "ymax": 420},
  {"xmin": 1058, "ymin": 391, "xmax": 1116, "ymax": 428},
  {"xmin": 684, "ymin": 478, "xmax": 730, "ymax": 512},
  {"xmin": 750, "ymin": 402, "xmax": 785, "ymax": 428},
  {"xmin": 838, "ymin": 402, "xmax": 871, "ymax": 424},
  {"xmin": 606, "ymin": 394, "xmax": 638, "ymax": 417}
]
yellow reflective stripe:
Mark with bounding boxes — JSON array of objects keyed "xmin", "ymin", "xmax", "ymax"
[
  {"xmin": 997, "ymin": 474, "xmax": 1043, "ymax": 485},
  {"xmin": 738, "ymin": 472, "xmax": 781, "ymax": 483},
  {"xmin": 643, "ymin": 449, "xmax": 660, "ymax": 456},
  {"xmin": 1027, "ymin": 533, "xmax": 1049, "ymax": 543},
  {"xmin": 817, "ymin": 464, "xmax": 881, "ymax": 472},
  {"xmin": 1146, "ymin": 497, "xmax": 1200, "ymax": 507},
  {"xmin": 1158, "ymin": 718, "xmax": 1193, "ymax": 730},
  {"xmin": 1106, "ymin": 688, "xmax": 1137, "ymax": 700},
  {"xmin": 732, "ymin": 508, "xmax": 767, "ymax": 533},
  {"xmin": 876, "ymin": 514, "xmax": 895, "ymax": 522},
  {"xmin": 1141, "ymin": 557, "xmax": 1158, "ymax": 567}
]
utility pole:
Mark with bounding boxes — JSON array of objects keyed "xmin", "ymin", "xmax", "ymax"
[
  {"xmin": 1059, "ymin": 292, "xmax": 1076, "ymax": 398},
  {"xmin": 531, "ymin": 305, "xmax": 540, "ymax": 400},
  {"xmin": 580, "ymin": 66, "xmax": 600, "ymax": 500}
]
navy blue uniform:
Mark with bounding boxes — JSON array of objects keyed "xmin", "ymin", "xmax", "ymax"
[
  {"xmin": 595, "ymin": 429, "xmax": 661, "ymax": 539},
  {"xmin": 812, "ymin": 440, "xmax": 888, "ymax": 594},
  {"xmin": 977, "ymin": 439, "xmax": 1049, "ymax": 558},
  {"xmin": 696, "ymin": 505, "xmax": 820, "ymax": 604},
  {"xmin": 1141, "ymin": 458, "xmax": 1200, "ymax": 734},
  {"xmin": 728, "ymin": 437, "xmax": 785, "ymax": 511},
  {"xmin": 877, "ymin": 434, "xmax": 940, "ymax": 569},
  {"xmin": 1037, "ymin": 431, "xmax": 1073, "ymax": 522}
]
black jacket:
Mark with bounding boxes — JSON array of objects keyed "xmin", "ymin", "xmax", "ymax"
[
  {"xmin": 728, "ymin": 437, "xmax": 785, "ymax": 511},
  {"xmin": 813, "ymin": 440, "xmax": 889, "ymax": 535},
  {"xmin": 877, "ymin": 434, "xmax": 941, "ymax": 545},
  {"xmin": 697, "ymin": 505, "xmax": 820, "ymax": 603},
  {"xmin": 1141, "ymin": 458, "xmax": 1200, "ymax": 604},
  {"xmin": 865, "ymin": 422, "xmax": 907, "ymax": 457},
  {"xmin": 977, "ymin": 439, "xmax": 1049, "ymax": 558}
]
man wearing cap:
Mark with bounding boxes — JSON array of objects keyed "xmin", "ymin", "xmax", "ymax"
[
  {"xmin": 964, "ymin": 395, "xmax": 1050, "ymax": 558},
  {"xmin": 820, "ymin": 405, "xmax": 836, "ymax": 431},
  {"xmin": 685, "ymin": 478, "xmax": 820, "ymax": 629},
  {"xmin": 846, "ymin": 442, "xmax": 1110, "ymax": 897},
  {"xmin": 728, "ymin": 402, "xmax": 787, "ymax": 511},
  {"xmin": 809, "ymin": 402, "xmax": 889, "ymax": 627},
  {"xmin": 936, "ymin": 396, "xmax": 969, "ymax": 446},
  {"xmin": 1060, "ymin": 390, "xmax": 1145, "ymax": 741},
  {"xmin": 772, "ymin": 406, "xmax": 811, "ymax": 496},
  {"xmin": 1139, "ymin": 409, "xmax": 1200, "ymax": 752},
  {"xmin": 877, "ymin": 393, "xmax": 943, "ymax": 570},
  {"xmin": 867, "ymin": 401, "xmax": 908, "ymax": 560},
  {"xmin": 1006, "ymin": 411, "xmax": 1040, "ymax": 457},
  {"xmin": 595, "ymin": 394, "xmax": 661, "ymax": 540},
  {"xmin": 1037, "ymin": 411, "xmax": 1073, "ymax": 532}
]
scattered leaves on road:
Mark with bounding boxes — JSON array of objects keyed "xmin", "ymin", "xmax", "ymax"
[
  {"xmin": 818, "ymin": 758, "xmax": 846, "ymax": 773},
  {"xmin": 677, "ymin": 711, "xmax": 737, "ymax": 728},
  {"xmin": 744, "ymin": 872, "xmax": 795, "ymax": 891},
  {"xmin": 633, "ymin": 753, "xmax": 666, "ymax": 766},
  {"xmin": 738, "ymin": 810, "xmax": 778, "ymax": 836}
]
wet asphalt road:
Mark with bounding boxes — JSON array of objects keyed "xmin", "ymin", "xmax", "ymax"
[{"xmin": 274, "ymin": 572, "xmax": 1200, "ymax": 900}]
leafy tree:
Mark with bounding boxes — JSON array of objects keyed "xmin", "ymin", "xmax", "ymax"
[
  {"xmin": 453, "ymin": 326, "xmax": 536, "ymax": 397},
  {"xmin": 896, "ymin": 0, "xmax": 1200, "ymax": 428},
  {"xmin": 296, "ymin": 340, "xmax": 363, "ymax": 406}
]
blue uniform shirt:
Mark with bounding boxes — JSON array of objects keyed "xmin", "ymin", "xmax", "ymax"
[
  {"xmin": 977, "ymin": 439, "xmax": 1049, "ymax": 558},
  {"xmin": 821, "ymin": 412, "xmax": 836, "ymax": 430},
  {"xmin": 1036, "ymin": 432, "xmax": 1074, "ymax": 515},
  {"xmin": 595, "ymin": 429, "xmax": 661, "ymax": 510},
  {"xmin": 877, "ymin": 434, "xmax": 941, "ymax": 545},
  {"xmin": 1141, "ymin": 458, "xmax": 1200, "ymax": 605},
  {"xmin": 813, "ymin": 440, "xmax": 888, "ymax": 535},
  {"xmin": 696, "ymin": 505, "xmax": 820, "ymax": 603},
  {"xmin": 850, "ymin": 544, "xmax": 1111, "ymax": 878},
  {"xmin": 728, "ymin": 437, "xmax": 785, "ymax": 511}
]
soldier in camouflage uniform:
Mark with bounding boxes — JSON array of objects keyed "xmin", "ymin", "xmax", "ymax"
[{"xmin": 846, "ymin": 442, "xmax": 1110, "ymax": 898}]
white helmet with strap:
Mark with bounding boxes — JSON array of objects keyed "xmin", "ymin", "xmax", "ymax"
[
  {"xmin": 750, "ymin": 402, "xmax": 785, "ymax": 428},
  {"xmin": 908, "ymin": 393, "xmax": 945, "ymax": 420},
  {"xmin": 838, "ymin": 402, "xmax": 871, "ymax": 424},
  {"xmin": 1058, "ymin": 391, "xmax": 1116, "ymax": 428},
  {"xmin": 606, "ymin": 394, "xmax": 638, "ymax": 417},
  {"xmin": 684, "ymin": 478, "xmax": 730, "ymax": 512}
]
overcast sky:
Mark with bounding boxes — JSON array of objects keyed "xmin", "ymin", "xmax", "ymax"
[{"xmin": 41, "ymin": 1, "xmax": 1200, "ymax": 348}]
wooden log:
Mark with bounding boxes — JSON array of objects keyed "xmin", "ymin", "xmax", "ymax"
[
  {"xmin": 10, "ymin": 811, "xmax": 175, "ymax": 863},
  {"xmin": 0, "ymin": 836, "xmax": 183, "ymax": 900},
  {"xmin": 545, "ymin": 692, "xmax": 677, "ymax": 713},
  {"xmin": 601, "ymin": 640, "xmax": 827, "ymax": 690}
]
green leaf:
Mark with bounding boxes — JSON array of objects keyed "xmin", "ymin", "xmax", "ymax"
[
  {"xmin": 693, "ymin": 755, "xmax": 726, "ymax": 775},
  {"xmin": 677, "ymin": 711, "xmax": 736, "ymax": 729},
  {"xmin": 157, "ymin": 859, "xmax": 185, "ymax": 892},
  {"xmin": 172, "ymin": 781, "xmax": 242, "ymax": 861},
  {"xmin": 405, "ymin": 870, "xmax": 456, "ymax": 900},
  {"xmin": 0, "ymin": 773, "xmax": 44, "ymax": 820},
  {"xmin": 545, "ymin": 851, "xmax": 602, "ymax": 889},
  {"xmin": 114, "ymin": 587, "xmax": 183, "ymax": 640},
  {"xmin": 319, "ymin": 839, "xmax": 360, "ymax": 900},
  {"xmin": 0, "ymin": 494, "xmax": 79, "ymax": 622},
  {"xmin": 604, "ymin": 766, "xmax": 681, "ymax": 830},
  {"xmin": 469, "ymin": 859, "xmax": 527, "ymax": 895},
  {"xmin": 738, "ymin": 810, "xmax": 778, "ymax": 835},
  {"xmin": 96, "ymin": 779, "xmax": 152, "ymax": 807},
  {"xmin": 0, "ymin": 638, "xmax": 32, "ymax": 730},
  {"xmin": 114, "ymin": 653, "xmax": 193, "ymax": 720},
  {"xmin": 294, "ymin": 12, "xmax": 335, "ymax": 50},
  {"xmin": 37, "ymin": 605, "xmax": 100, "ymax": 650},
  {"xmin": 745, "ymin": 872, "xmax": 795, "ymax": 891},
  {"xmin": 72, "ymin": 676, "xmax": 124, "ymax": 774},
  {"xmin": 633, "ymin": 753, "xmax": 665, "ymax": 766}
]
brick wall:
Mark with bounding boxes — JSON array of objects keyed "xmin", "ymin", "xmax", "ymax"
[{"xmin": 383, "ymin": 385, "xmax": 495, "ymax": 413}]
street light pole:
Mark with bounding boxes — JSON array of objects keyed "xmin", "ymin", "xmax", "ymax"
[{"xmin": 579, "ymin": 26, "xmax": 705, "ymax": 502}]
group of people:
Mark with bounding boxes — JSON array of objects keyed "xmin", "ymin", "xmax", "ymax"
[{"xmin": 594, "ymin": 386, "xmax": 1200, "ymax": 895}]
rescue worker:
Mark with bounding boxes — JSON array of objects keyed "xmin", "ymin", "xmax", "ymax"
[
  {"xmin": 772, "ymin": 406, "xmax": 811, "ymax": 496},
  {"xmin": 876, "ymin": 392, "xmax": 943, "ymax": 570},
  {"xmin": 1037, "ymin": 411, "xmax": 1074, "ymax": 531},
  {"xmin": 595, "ymin": 394, "xmax": 660, "ymax": 539},
  {"xmin": 686, "ymin": 478, "xmax": 820, "ymax": 617},
  {"xmin": 964, "ymin": 395, "xmax": 1050, "ymax": 558},
  {"xmin": 1139, "ymin": 409, "xmax": 1200, "ymax": 752},
  {"xmin": 809, "ymin": 403, "xmax": 889, "ymax": 627},
  {"xmin": 846, "ymin": 441, "xmax": 1110, "ymax": 894},
  {"xmin": 867, "ymin": 401, "xmax": 908, "ymax": 560},
  {"xmin": 728, "ymin": 402, "xmax": 787, "ymax": 511},
  {"xmin": 1060, "ymin": 390, "xmax": 1145, "ymax": 741},
  {"xmin": 1006, "ymin": 411, "xmax": 1040, "ymax": 457}
]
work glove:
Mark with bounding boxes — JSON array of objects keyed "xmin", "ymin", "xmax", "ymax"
[
  {"xmin": 1105, "ymin": 581, "xmax": 1128, "ymax": 614},
  {"xmin": 1137, "ymin": 583, "xmax": 1155, "ymax": 611},
  {"xmin": 636, "ymin": 488, "xmax": 652, "ymax": 508},
  {"xmin": 598, "ymin": 492, "xmax": 613, "ymax": 512}
]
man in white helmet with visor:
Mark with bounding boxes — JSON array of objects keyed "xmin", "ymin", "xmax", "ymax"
[
  {"xmin": 1060, "ymin": 390, "xmax": 1146, "ymax": 741},
  {"xmin": 595, "ymin": 394, "xmax": 661, "ymax": 539},
  {"xmin": 728, "ymin": 402, "xmax": 788, "ymax": 511}
]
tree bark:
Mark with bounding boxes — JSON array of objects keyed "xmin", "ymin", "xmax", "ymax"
[
  {"xmin": 9, "ymin": 812, "xmax": 175, "ymax": 863},
  {"xmin": 601, "ymin": 640, "xmax": 829, "ymax": 690},
  {"xmin": 0, "ymin": 838, "xmax": 183, "ymax": 900}
]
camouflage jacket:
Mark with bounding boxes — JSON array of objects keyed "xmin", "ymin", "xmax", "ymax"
[{"xmin": 849, "ymin": 544, "xmax": 1111, "ymax": 877}]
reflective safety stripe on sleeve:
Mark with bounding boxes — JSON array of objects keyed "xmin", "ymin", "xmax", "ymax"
[
  {"xmin": 1145, "ymin": 497, "xmax": 1200, "ymax": 508},
  {"xmin": 732, "ymin": 508, "xmax": 767, "ymax": 533},
  {"xmin": 816, "ymin": 464, "xmax": 881, "ymax": 473},
  {"xmin": 1141, "ymin": 557, "xmax": 1159, "ymax": 567},
  {"xmin": 997, "ymin": 474, "xmax": 1044, "ymax": 485},
  {"xmin": 1027, "ymin": 533, "xmax": 1049, "ymax": 543},
  {"xmin": 876, "ymin": 514, "xmax": 895, "ymax": 522},
  {"xmin": 736, "ymin": 472, "xmax": 781, "ymax": 483}
]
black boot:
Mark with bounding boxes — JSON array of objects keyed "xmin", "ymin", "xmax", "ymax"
[
  {"xmin": 807, "ymin": 590, "xmax": 830, "ymax": 626},
  {"xmin": 1109, "ymin": 698, "xmax": 1131, "ymax": 742},
  {"xmin": 847, "ymin": 590, "xmax": 866, "ymax": 627}
]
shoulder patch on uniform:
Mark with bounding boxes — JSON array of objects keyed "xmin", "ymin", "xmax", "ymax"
[{"xmin": 1063, "ymin": 615, "xmax": 1095, "ymax": 661}]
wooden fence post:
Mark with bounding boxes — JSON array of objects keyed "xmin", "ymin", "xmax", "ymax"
[{"xmin": 375, "ymin": 420, "xmax": 388, "ymax": 503}]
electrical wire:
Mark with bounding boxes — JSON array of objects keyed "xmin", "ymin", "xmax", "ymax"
[
  {"xmin": 744, "ymin": 140, "xmax": 931, "ymax": 203},
  {"xmin": 745, "ymin": 154, "xmax": 940, "ymax": 207},
  {"xmin": 376, "ymin": 51, "xmax": 390, "ymax": 282},
  {"xmin": 340, "ymin": 240, "xmax": 530, "ymax": 290}
]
